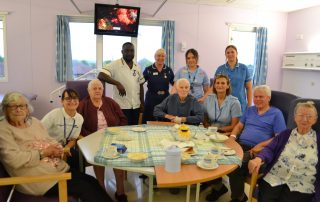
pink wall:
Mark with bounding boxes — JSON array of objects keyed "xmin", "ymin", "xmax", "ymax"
[
  {"xmin": 286, "ymin": 6, "xmax": 320, "ymax": 52},
  {"xmin": 0, "ymin": 0, "xmax": 288, "ymax": 118}
]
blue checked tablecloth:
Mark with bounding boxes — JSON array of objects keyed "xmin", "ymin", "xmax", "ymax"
[{"xmin": 94, "ymin": 125, "xmax": 242, "ymax": 167}]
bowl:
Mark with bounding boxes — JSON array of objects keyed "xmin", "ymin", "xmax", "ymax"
[
  {"xmin": 170, "ymin": 125, "xmax": 195, "ymax": 142},
  {"xmin": 209, "ymin": 134, "xmax": 228, "ymax": 143}
]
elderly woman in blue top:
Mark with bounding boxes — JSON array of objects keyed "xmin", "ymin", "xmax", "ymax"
[
  {"xmin": 249, "ymin": 101, "xmax": 320, "ymax": 202},
  {"xmin": 142, "ymin": 48, "xmax": 174, "ymax": 123},
  {"xmin": 215, "ymin": 45, "xmax": 253, "ymax": 113},
  {"xmin": 172, "ymin": 48, "xmax": 209, "ymax": 103},
  {"xmin": 153, "ymin": 78, "xmax": 203, "ymax": 125},
  {"xmin": 203, "ymin": 74, "xmax": 242, "ymax": 132}
]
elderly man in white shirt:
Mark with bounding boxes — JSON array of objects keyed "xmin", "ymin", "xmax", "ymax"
[{"xmin": 98, "ymin": 42, "xmax": 145, "ymax": 125}]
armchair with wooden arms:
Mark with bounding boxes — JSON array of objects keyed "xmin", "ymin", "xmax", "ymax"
[{"xmin": 0, "ymin": 162, "xmax": 76, "ymax": 202}]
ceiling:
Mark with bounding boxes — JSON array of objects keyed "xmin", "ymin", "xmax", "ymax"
[{"xmin": 70, "ymin": 0, "xmax": 320, "ymax": 17}]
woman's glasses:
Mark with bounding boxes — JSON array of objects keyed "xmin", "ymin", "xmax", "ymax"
[
  {"xmin": 63, "ymin": 97, "xmax": 79, "ymax": 102},
  {"xmin": 8, "ymin": 104, "xmax": 27, "ymax": 110}
]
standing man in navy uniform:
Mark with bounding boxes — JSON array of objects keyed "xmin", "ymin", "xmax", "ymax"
[
  {"xmin": 142, "ymin": 48, "xmax": 174, "ymax": 123},
  {"xmin": 98, "ymin": 42, "xmax": 145, "ymax": 125}
]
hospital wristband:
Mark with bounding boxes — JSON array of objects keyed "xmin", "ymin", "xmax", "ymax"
[{"xmin": 230, "ymin": 134, "xmax": 237, "ymax": 139}]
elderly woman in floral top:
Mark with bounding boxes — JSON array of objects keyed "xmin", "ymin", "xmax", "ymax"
[{"xmin": 249, "ymin": 101, "xmax": 320, "ymax": 202}]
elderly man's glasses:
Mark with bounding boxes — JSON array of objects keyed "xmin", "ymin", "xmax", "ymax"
[
  {"xmin": 8, "ymin": 104, "xmax": 27, "ymax": 110},
  {"xmin": 296, "ymin": 114, "xmax": 315, "ymax": 120},
  {"xmin": 63, "ymin": 97, "xmax": 79, "ymax": 102}
]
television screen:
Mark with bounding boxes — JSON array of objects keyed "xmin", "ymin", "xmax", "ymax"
[{"xmin": 94, "ymin": 3, "xmax": 140, "ymax": 37}]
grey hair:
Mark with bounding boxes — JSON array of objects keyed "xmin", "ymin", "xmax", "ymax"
[
  {"xmin": 294, "ymin": 101, "xmax": 318, "ymax": 118},
  {"xmin": 253, "ymin": 85, "xmax": 271, "ymax": 97},
  {"xmin": 176, "ymin": 78, "xmax": 190, "ymax": 88},
  {"xmin": 1, "ymin": 92, "xmax": 34, "ymax": 114},
  {"xmin": 87, "ymin": 79, "xmax": 104, "ymax": 91}
]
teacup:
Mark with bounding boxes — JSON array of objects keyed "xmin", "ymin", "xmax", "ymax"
[
  {"xmin": 208, "ymin": 126, "xmax": 218, "ymax": 134},
  {"xmin": 105, "ymin": 145, "xmax": 118, "ymax": 157},
  {"xmin": 211, "ymin": 146, "xmax": 222, "ymax": 156},
  {"xmin": 202, "ymin": 153, "xmax": 217, "ymax": 168}
]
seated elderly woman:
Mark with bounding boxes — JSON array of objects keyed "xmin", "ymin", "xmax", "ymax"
[
  {"xmin": 77, "ymin": 79, "xmax": 128, "ymax": 202},
  {"xmin": 153, "ymin": 78, "xmax": 203, "ymax": 125},
  {"xmin": 248, "ymin": 101, "xmax": 320, "ymax": 202},
  {"xmin": 203, "ymin": 74, "xmax": 242, "ymax": 132},
  {"xmin": 0, "ymin": 92, "xmax": 112, "ymax": 202},
  {"xmin": 41, "ymin": 89, "xmax": 83, "ymax": 170}
]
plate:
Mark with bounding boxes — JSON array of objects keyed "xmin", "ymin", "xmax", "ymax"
[
  {"xmin": 103, "ymin": 153, "xmax": 120, "ymax": 159},
  {"xmin": 107, "ymin": 127, "xmax": 122, "ymax": 135},
  {"xmin": 128, "ymin": 152, "xmax": 148, "ymax": 162},
  {"xmin": 223, "ymin": 149, "xmax": 236, "ymax": 156},
  {"xmin": 131, "ymin": 127, "xmax": 146, "ymax": 132},
  {"xmin": 209, "ymin": 134, "xmax": 229, "ymax": 143},
  {"xmin": 196, "ymin": 160, "xmax": 219, "ymax": 170}
]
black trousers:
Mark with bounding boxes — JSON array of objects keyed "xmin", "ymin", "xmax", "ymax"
[
  {"xmin": 259, "ymin": 179, "xmax": 314, "ymax": 202},
  {"xmin": 45, "ymin": 170, "xmax": 112, "ymax": 202},
  {"xmin": 122, "ymin": 108, "xmax": 140, "ymax": 125}
]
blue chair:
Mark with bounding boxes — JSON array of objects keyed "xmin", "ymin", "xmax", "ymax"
[{"xmin": 270, "ymin": 90, "xmax": 299, "ymax": 125}]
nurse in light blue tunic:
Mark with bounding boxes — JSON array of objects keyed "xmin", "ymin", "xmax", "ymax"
[
  {"xmin": 204, "ymin": 74, "xmax": 242, "ymax": 132},
  {"xmin": 215, "ymin": 45, "xmax": 253, "ymax": 113},
  {"xmin": 173, "ymin": 48, "xmax": 209, "ymax": 103}
]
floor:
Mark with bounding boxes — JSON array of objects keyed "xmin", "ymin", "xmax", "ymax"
[{"xmin": 85, "ymin": 166, "xmax": 251, "ymax": 202}]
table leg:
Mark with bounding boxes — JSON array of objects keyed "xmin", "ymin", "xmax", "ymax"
[
  {"xmin": 147, "ymin": 175, "xmax": 153, "ymax": 202},
  {"xmin": 195, "ymin": 183, "xmax": 200, "ymax": 202},
  {"xmin": 186, "ymin": 185, "xmax": 191, "ymax": 202}
]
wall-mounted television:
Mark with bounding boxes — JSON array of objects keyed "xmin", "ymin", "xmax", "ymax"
[{"xmin": 94, "ymin": 3, "xmax": 140, "ymax": 37}]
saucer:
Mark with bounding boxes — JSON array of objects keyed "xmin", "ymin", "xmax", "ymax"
[
  {"xmin": 223, "ymin": 149, "xmax": 236, "ymax": 156},
  {"xmin": 131, "ymin": 127, "xmax": 146, "ymax": 132},
  {"xmin": 209, "ymin": 134, "xmax": 228, "ymax": 143},
  {"xmin": 196, "ymin": 160, "xmax": 219, "ymax": 170},
  {"xmin": 103, "ymin": 153, "xmax": 120, "ymax": 159}
]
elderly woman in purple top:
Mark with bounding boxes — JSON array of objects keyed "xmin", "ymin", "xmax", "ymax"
[{"xmin": 249, "ymin": 101, "xmax": 320, "ymax": 202}]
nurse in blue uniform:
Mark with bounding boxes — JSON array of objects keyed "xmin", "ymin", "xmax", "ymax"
[
  {"xmin": 142, "ymin": 48, "xmax": 174, "ymax": 123},
  {"xmin": 172, "ymin": 48, "xmax": 209, "ymax": 103},
  {"xmin": 215, "ymin": 45, "xmax": 253, "ymax": 113}
]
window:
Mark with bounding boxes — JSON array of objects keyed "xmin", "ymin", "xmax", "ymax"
[
  {"xmin": 0, "ymin": 13, "xmax": 8, "ymax": 82},
  {"xmin": 137, "ymin": 24, "xmax": 162, "ymax": 72},
  {"xmin": 229, "ymin": 25, "xmax": 256, "ymax": 78},
  {"xmin": 68, "ymin": 17, "xmax": 163, "ymax": 79}
]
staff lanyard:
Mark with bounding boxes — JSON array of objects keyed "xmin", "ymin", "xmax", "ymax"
[
  {"xmin": 64, "ymin": 117, "xmax": 75, "ymax": 145},
  {"xmin": 214, "ymin": 101, "xmax": 223, "ymax": 123},
  {"xmin": 188, "ymin": 68, "xmax": 198, "ymax": 86}
]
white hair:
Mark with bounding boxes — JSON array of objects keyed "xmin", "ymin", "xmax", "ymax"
[
  {"xmin": 87, "ymin": 79, "xmax": 104, "ymax": 91},
  {"xmin": 155, "ymin": 48, "xmax": 166, "ymax": 57},
  {"xmin": 253, "ymin": 85, "xmax": 271, "ymax": 97},
  {"xmin": 176, "ymin": 78, "xmax": 190, "ymax": 88}
]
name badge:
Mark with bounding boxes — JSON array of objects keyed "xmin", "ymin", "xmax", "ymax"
[{"xmin": 153, "ymin": 72, "xmax": 158, "ymax": 75}]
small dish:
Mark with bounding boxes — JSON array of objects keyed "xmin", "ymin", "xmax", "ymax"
[
  {"xmin": 128, "ymin": 152, "xmax": 148, "ymax": 162},
  {"xmin": 196, "ymin": 160, "xmax": 219, "ymax": 170},
  {"xmin": 209, "ymin": 134, "xmax": 228, "ymax": 143},
  {"xmin": 223, "ymin": 149, "xmax": 236, "ymax": 156},
  {"xmin": 131, "ymin": 127, "xmax": 146, "ymax": 132}
]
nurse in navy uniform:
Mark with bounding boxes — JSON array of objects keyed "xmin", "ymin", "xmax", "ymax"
[{"xmin": 142, "ymin": 48, "xmax": 174, "ymax": 123}]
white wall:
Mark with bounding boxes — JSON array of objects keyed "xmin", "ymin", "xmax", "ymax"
[
  {"xmin": 0, "ymin": 0, "xmax": 288, "ymax": 118},
  {"xmin": 281, "ymin": 6, "xmax": 320, "ymax": 98}
]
